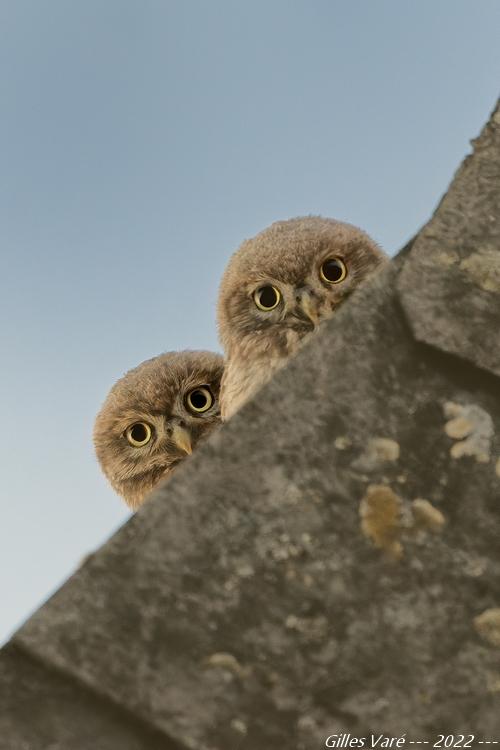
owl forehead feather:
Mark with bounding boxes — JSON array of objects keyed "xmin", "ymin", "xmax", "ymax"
[
  {"xmin": 221, "ymin": 216, "xmax": 377, "ymax": 287},
  {"xmin": 98, "ymin": 350, "xmax": 223, "ymax": 423}
]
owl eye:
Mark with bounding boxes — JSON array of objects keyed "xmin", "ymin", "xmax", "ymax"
[
  {"xmin": 186, "ymin": 386, "xmax": 214, "ymax": 414},
  {"xmin": 125, "ymin": 422, "xmax": 152, "ymax": 447},
  {"xmin": 320, "ymin": 257, "xmax": 347, "ymax": 284},
  {"xmin": 253, "ymin": 285, "xmax": 281, "ymax": 311}
]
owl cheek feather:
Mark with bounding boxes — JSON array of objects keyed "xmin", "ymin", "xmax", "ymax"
[{"xmin": 284, "ymin": 327, "xmax": 302, "ymax": 353}]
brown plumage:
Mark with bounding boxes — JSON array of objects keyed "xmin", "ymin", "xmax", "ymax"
[
  {"xmin": 218, "ymin": 216, "xmax": 388, "ymax": 419},
  {"xmin": 94, "ymin": 350, "xmax": 224, "ymax": 509}
]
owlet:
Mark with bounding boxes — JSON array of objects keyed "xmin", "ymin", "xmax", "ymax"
[
  {"xmin": 217, "ymin": 216, "xmax": 387, "ymax": 419},
  {"xmin": 94, "ymin": 350, "xmax": 224, "ymax": 509}
]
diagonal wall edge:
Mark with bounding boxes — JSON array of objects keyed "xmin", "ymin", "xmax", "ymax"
[{"xmin": 2, "ymin": 99, "xmax": 499, "ymax": 750}]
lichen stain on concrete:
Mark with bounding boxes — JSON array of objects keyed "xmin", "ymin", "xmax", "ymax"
[
  {"xmin": 443, "ymin": 401, "xmax": 493, "ymax": 463},
  {"xmin": 334, "ymin": 435, "xmax": 352, "ymax": 450},
  {"xmin": 359, "ymin": 484, "xmax": 403, "ymax": 560},
  {"xmin": 204, "ymin": 652, "xmax": 250, "ymax": 678},
  {"xmin": 474, "ymin": 608, "xmax": 500, "ymax": 648},
  {"xmin": 435, "ymin": 250, "xmax": 459, "ymax": 267},
  {"xmin": 462, "ymin": 555, "xmax": 488, "ymax": 578},
  {"xmin": 411, "ymin": 498, "xmax": 446, "ymax": 533},
  {"xmin": 230, "ymin": 718, "xmax": 248, "ymax": 735},
  {"xmin": 368, "ymin": 437, "xmax": 400, "ymax": 462},
  {"xmin": 444, "ymin": 415, "xmax": 474, "ymax": 440},
  {"xmin": 285, "ymin": 614, "xmax": 328, "ymax": 640},
  {"xmin": 354, "ymin": 437, "xmax": 401, "ymax": 473},
  {"xmin": 460, "ymin": 247, "xmax": 500, "ymax": 293}
]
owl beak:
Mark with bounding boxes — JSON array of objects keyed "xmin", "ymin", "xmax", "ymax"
[
  {"xmin": 172, "ymin": 424, "xmax": 193, "ymax": 456},
  {"xmin": 299, "ymin": 291, "xmax": 319, "ymax": 327}
]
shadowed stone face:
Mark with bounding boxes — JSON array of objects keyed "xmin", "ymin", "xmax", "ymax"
[{"xmin": 397, "ymin": 104, "xmax": 500, "ymax": 378}]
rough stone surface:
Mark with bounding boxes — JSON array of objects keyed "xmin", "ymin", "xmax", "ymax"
[
  {"xmin": 0, "ymin": 646, "xmax": 179, "ymax": 750},
  {"xmin": 397, "ymin": 103, "xmax": 500, "ymax": 377},
  {"xmin": 2, "ymin": 99, "xmax": 500, "ymax": 749}
]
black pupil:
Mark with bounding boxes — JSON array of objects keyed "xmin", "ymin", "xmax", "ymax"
[
  {"xmin": 131, "ymin": 424, "xmax": 147, "ymax": 442},
  {"xmin": 258, "ymin": 286, "xmax": 278, "ymax": 308},
  {"xmin": 322, "ymin": 259, "xmax": 344, "ymax": 282},
  {"xmin": 190, "ymin": 389, "xmax": 209, "ymax": 409}
]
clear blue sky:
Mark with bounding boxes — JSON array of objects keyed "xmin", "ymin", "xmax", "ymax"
[{"xmin": 1, "ymin": 0, "xmax": 499, "ymax": 644}]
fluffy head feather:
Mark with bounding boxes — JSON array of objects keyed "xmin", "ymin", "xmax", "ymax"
[{"xmin": 94, "ymin": 350, "xmax": 224, "ymax": 509}]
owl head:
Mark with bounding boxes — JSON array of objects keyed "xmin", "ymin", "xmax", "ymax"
[
  {"xmin": 93, "ymin": 350, "xmax": 224, "ymax": 509},
  {"xmin": 218, "ymin": 216, "xmax": 387, "ymax": 358}
]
